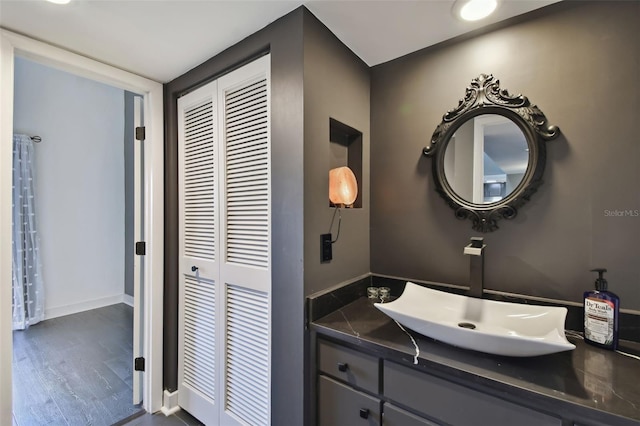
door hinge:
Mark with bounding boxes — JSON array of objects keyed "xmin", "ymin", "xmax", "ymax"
[
  {"xmin": 135, "ymin": 241, "xmax": 146, "ymax": 256},
  {"xmin": 135, "ymin": 126, "xmax": 146, "ymax": 141},
  {"xmin": 134, "ymin": 357, "xmax": 145, "ymax": 372}
]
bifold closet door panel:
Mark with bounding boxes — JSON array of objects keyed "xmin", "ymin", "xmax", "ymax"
[
  {"xmin": 217, "ymin": 54, "xmax": 272, "ymax": 426},
  {"xmin": 177, "ymin": 80, "xmax": 220, "ymax": 426}
]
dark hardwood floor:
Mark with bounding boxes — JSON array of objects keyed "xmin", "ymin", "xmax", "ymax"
[
  {"xmin": 118, "ymin": 410, "xmax": 203, "ymax": 426},
  {"xmin": 12, "ymin": 303, "xmax": 143, "ymax": 425}
]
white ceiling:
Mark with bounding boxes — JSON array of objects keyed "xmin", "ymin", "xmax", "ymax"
[{"xmin": 0, "ymin": 0, "xmax": 558, "ymax": 83}]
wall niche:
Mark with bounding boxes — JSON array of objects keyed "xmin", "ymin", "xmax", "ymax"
[{"xmin": 329, "ymin": 117, "xmax": 363, "ymax": 208}]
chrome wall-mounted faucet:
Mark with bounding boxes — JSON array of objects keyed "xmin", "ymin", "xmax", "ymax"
[{"xmin": 464, "ymin": 237, "xmax": 485, "ymax": 299}]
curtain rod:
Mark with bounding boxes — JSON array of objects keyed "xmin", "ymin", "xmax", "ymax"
[{"xmin": 31, "ymin": 135, "xmax": 41, "ymax": 143}]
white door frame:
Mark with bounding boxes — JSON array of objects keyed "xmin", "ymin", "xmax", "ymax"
[
  {"xmin": 132, "ymin": 95, "xmax": 145, "ymax": 406},
  {"xmin": 0, "ymin": 29, "xmax": 164, "ymax": 424}
]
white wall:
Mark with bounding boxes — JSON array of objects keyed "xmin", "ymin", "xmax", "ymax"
[
  {"xmin": 13, "ymin": 57, "xmax": 125, "ymax": 319},
  {"xmin": 448, "ymin": 120, "xmax": 474, "ymax": 201}
]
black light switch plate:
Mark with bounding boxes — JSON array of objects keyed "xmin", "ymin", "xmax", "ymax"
[{"xmin": 320, "ymin": 233, "xmax": 332, "ymax": 263}]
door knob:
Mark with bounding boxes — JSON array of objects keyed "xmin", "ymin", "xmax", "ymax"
[{"xmin": 191, "ymin": 266, "xmax": 198, "ymax": 272}]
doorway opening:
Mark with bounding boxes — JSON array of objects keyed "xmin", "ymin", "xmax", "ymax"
[
  {"xmin": 11, "ymin": 56, "xmax": 143, "ymax": 425},
  {"xmin": 1, "ymin": 29, "xmax": 164, "ymax": 424}
]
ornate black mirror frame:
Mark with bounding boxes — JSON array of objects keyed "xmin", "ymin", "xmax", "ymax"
[{"xmin": 423, "ymin": 74, "xmax": 560, "ymax": 232}]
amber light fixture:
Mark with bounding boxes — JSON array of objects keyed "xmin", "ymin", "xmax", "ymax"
[
  {"xmin": 322, "ymin": 167, "xmax": 358, "ymax": 263},
  {"xmin": 329, "ymin": 166, "xmax": 358, "ymax": 207}
]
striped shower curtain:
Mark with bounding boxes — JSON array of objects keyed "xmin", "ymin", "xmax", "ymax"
[{"xmin": 12, "ymin": 134, "xmax": 44, "ymax": 330}]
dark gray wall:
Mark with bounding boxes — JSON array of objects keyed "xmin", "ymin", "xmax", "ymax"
[
  {"xmin": 164, "ymin": 8, "xmax": 305, "ymax": 425},
  {"xmin": 303, "ymin": 12, "xmax": 371, "ymax": 295},
  {"xmin": 124, "ymin": 91, "xmax": 134, "ymax": 298},
  {"xmin": 371, "ymin": 1, "xmax": 640, "ymax": 311}
]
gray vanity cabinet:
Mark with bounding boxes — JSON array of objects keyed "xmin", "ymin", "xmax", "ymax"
[
  {"xmin": 317, "ymin": 340, "xmax": 382, "ymax": 426},
  {"xmin": 384, "ymin": 361, "xmax": 562, "ymax": 426},
  {"xmin": 316, "ymin": 337, "xmax": 564, "ymax": 426}
]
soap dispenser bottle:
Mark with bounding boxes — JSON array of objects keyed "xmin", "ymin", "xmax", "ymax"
[{"xmin": 583, "ymin": 268, "xmax": 619, "ymax": 350}]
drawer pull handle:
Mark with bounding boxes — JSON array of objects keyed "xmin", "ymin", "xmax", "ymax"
[
  {"xmin": 359, "ymin": 408, "xmax": 369, "ymax": 419},
  {"xmin": 337, "ymin": 362, "xmax": 348, "ymax": 372}
]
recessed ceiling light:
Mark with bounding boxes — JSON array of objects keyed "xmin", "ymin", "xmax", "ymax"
[
  {"xmin": 46, "ymin": 0, "xmax": 71, "ymax": 4},
  {"xmin": 453, "ymin": 0, "xmax": 498, "ymax": 22}
]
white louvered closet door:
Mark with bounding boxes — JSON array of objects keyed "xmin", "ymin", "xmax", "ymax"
[
  {"xmin": 177, "ymin": 80, "xmax": 220, "ymax": 426},
  {"xmin": 217, "ymin": 55, "xmax": 271, "ymax": 426},
  {"xmin": 177, "ymin": 55, "xmax": 271, "ymax": 426}
]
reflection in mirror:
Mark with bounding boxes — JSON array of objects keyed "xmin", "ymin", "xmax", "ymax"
[{"xmin": 443, "ymin": 114, "xmax": 528, "ymax": 204}]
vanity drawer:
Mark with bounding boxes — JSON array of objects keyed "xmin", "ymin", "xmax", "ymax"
[
  {"xmin": 318, "ymin": 375, "xmax": 381, "ymax": 426},
  {"xmin": 383, "ymin": 402, "xmax": 441, "ymax": 426},
  {"xmin": 318, "ymin": 339, "xmax": 379, "ymax": 394},
  {"xmin": 384, "ymin": 361, "xmax": 562, "ymax": 426}
]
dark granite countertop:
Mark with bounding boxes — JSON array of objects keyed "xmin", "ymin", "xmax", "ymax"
[{"xmin": 312, "ymin": 296, "xmax": 640, "ymax": 425}]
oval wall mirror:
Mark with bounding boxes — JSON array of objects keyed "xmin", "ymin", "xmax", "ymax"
[{"xmin": 423, "ymin": 74, "xmax": 560, "ymax": 232}]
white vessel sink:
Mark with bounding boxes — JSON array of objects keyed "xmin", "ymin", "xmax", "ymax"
[{"xmin": 374, "ymin": 282, "xmax": 575, "ymax": 357}]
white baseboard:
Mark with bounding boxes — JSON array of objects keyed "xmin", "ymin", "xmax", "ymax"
[
  {"xmin": 44, "ymin": 294, "xmax": 131, "ymax": 320},
  {"xmin": 161, "ymin": 390, "xmax": 180, "ymax": 416},
  {"xmin": 123, "ymin": 294, "xmax": 134, "ymax": 307}
]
